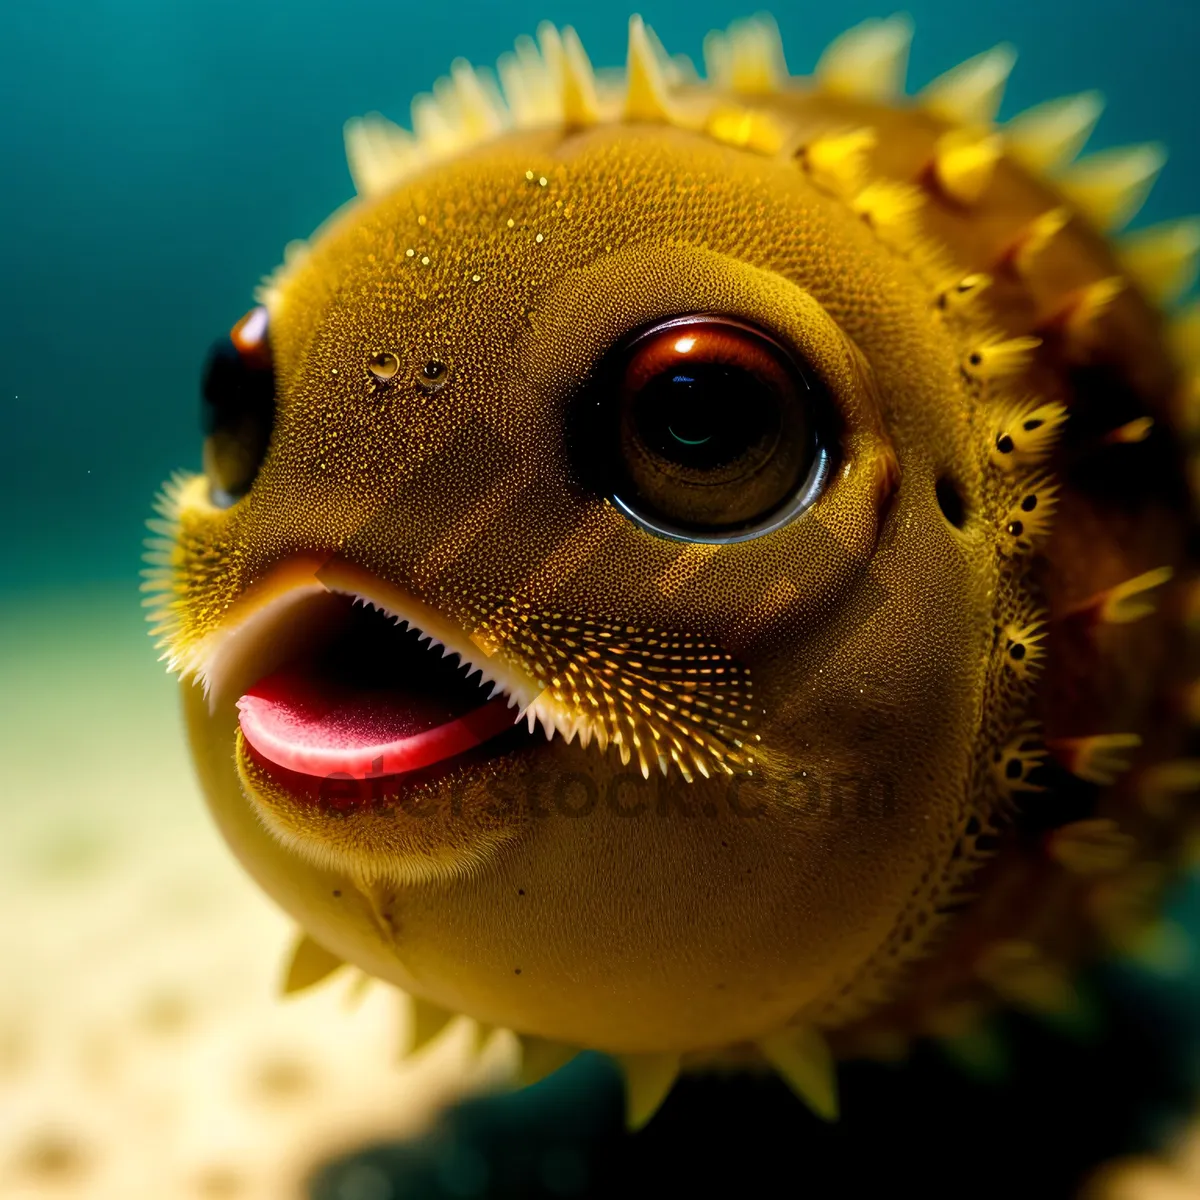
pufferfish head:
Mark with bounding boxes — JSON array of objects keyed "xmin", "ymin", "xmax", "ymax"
[{"xmin": 147, "ymin": 15, "xmax": 1200, "ymax": 1120}]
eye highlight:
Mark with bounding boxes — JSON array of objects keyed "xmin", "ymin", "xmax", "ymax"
[
  {"xmin": 583, "ymin": 315, "xmax": 831, "ymax": 541},
  {"xmin": 201, "ymin": 306, "xmax": 275, "ymax": 508}
]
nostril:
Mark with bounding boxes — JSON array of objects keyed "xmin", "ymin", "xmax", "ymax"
[{"xmin": 935, "ymin": 475, "xmax": 967, "ymax": 529}]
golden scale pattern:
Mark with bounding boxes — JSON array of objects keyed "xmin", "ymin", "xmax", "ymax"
[
  {"xmin": 459, "ymin": 592, "xmax": 760, "ymax": 781},
  {"xmin": 142, "ymin": 12, "xmax": 1200, "ymax": 1120}
]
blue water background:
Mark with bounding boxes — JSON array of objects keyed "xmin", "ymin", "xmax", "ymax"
[{"xmin": 0, "ymin": 0, "xmax": 1196, "ymax": 595}]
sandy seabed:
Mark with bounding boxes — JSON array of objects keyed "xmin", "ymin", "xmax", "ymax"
[{"xmin": 0, "ymin": 587, "xmax": 508, "ymax": 1199}]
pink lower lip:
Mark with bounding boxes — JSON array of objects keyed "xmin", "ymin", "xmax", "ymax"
[{"xmin": 235, "ymin": 616, "xmax": 524, "ymax": 781}]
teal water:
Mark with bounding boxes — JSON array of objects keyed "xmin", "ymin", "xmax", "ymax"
[{"xmin": 0, "ymin": 0, "xmax": 1197, "ymax": 595}]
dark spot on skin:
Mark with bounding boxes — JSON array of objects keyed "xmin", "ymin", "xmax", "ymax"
[
  {"xmin": 1021, "ymin": 494, "xmax": 1037, "ymax": 512},
  {"xmin": 332, "ymin": 889, "xmax": 342, "ymax": 898},
  {"xmin": 996, "ymin": 434, "xmax": 1014, "ymax": 454},
  {"xmin": 517, "ymin": 888, "xmax": 525, "ymax": 896},
  {"xmin": 514, "ymin": 968, "xmax": 522, "ymax": 975},
  {"xmin": 1006, "ymin": 759, "xmax": 1024, "ymax": 780},
  {"xmin": 1009, "ymin": 643, "xmax": 1026, "ymax": 661},
  {"xmin": 969, "ymin": 352, "xmax": 983, "ymax": 366},
  {"xmin": 1008, "ymin": 520, "xmax": 1024, "ymax": 537},
  {"xmin": 1023, "ymin": 418, "xmax": 1044, "ymax": 431}
]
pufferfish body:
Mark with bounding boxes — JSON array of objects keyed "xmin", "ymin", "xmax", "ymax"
[{"xmin": 146, "ymin": 14, "xmax": 1200, "ymax": 1125}]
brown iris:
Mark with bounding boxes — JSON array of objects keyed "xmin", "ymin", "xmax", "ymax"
[{"xmin": 599, "ymin": 315, "xmax": 824, "ymax": 538}]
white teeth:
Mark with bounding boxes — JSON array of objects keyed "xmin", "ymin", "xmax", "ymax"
[
  {"xmin": 345, "ymin": 589, "xmax": 514, "ymax": 713},
  {"xmin": 339, "ymin": 588, "xmax": 597, "ymax": 749}
]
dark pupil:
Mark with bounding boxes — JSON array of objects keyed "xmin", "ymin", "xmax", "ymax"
[{"xmin": 631, "ymin": 362, "xmax": 779, "ymax": 471}]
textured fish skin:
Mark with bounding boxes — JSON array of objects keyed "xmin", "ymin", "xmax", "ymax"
[{"xmin": 147, "ymin": 14, "xmax": 1200, "ymax": 1127}]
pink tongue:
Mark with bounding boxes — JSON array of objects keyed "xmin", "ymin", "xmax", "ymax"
[{"xmin": 237, "ymin": 667, "xmax": 518, "ymax": 780}]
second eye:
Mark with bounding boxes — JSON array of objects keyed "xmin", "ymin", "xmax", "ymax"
[{"xmin": 201, "ymin": 306, "xmax": 276, "ymax": 509}]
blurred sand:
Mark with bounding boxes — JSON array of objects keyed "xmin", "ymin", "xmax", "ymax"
[{"xmin": 0, "ymin": 587, "xmax": 506, "ymax": 1199}]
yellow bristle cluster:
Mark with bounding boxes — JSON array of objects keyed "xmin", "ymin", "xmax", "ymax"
[
  {"xmin": 1049, "ymin": 733, "xmax": 1143, "ymax": 786},
  {"xmin": 139, "ymin": 471, "xmax": 192, "ymax": 665},
  {"xmin": 989, "ymin": 400, "xmax": 1069, "ymax": 471},
  {"xmin": 999, "ymin": 476, "xmax": 1060, "ymax": 555},
  {"xmin": 463, "ymin": 597, "xmax": 760, "ymax": 782},
  {"xmin": 1001, "ymin": 620, "xmax": 1048, "ymax": 681},
  {"xmin": 961, "ymin": 334, "xmax": 1043, "ymax": 383},
  {"xmin": 992, "ymin": 725, "xmax": 1048, "ymax": 798}
]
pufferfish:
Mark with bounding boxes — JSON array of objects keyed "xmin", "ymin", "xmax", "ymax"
[{"xmin": 145, "ymin": 13, "xmax": 1200, "ymax": 1129}]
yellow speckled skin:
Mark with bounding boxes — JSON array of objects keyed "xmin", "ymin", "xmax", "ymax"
[{"xmin": 157, "ymin": 21, "xmax": 1194, "ymax": 1074}]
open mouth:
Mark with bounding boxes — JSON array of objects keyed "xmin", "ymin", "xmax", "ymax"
[
  {"xmin": 193, "ymin": 562, "xmax": 549, "ymax": 797},
  {"xmin": 236, "ymin": 595, "xmax": 534, "ymax": 784}
]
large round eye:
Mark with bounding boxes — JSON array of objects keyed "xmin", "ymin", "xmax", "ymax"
[
  {"xmin": 201, "ymin": 306, "xmax": 275, "ymax": 508},
  {"xmin": 584, "ymin": 315, "xmax": 830, "ymax": 541}
]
